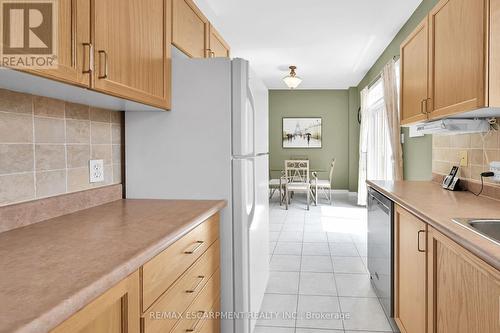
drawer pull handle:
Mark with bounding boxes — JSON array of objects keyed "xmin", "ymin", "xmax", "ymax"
[
  {"xmin": 417, "ymin": 230, "xmax": 426, "ymax": 253},
  {"xmin": 186, "ymin": 311, "xmax": 205, "ymax": 332},
  {"xmin": 186, "ymin": 275, "xmax": 205, "ymax": 293},
  {"xmin": 184, "ymin": 241, "xmax": 204, "ymax": 254}
]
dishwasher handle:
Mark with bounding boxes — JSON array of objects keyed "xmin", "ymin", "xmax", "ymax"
[{"xmin": 369, "ymin": 193, "xmax": 390, "ymax": 214}]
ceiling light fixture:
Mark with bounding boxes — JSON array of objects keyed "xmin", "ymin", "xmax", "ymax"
[{"xmin": 283, "ymin": 65, "xmax": 302, "ymax": 89}]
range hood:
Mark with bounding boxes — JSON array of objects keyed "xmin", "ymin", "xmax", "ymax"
[{"xmin": 415, "ymin": 119, "xmax": 491, "ymax": 135}]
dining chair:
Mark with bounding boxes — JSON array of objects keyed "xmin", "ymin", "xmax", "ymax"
[
  {"xmin": 284, "ymin": 160, "xmax": 315, "ymax": 210},
  {"xmin": 311, "ymin": 159, "xmax": 336, "ymax": 205},
  {"xmin": 269, "ymin": 171, "xmax": 286, "ymax": 205}
]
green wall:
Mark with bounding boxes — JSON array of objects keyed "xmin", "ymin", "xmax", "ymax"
[
  {"xmin": 356, "ymin": 0, "xmax": 438, "ymax": 181},
  {"xmin": 269, "ymin": 90, "xmax": 355, "ymax": 190}
]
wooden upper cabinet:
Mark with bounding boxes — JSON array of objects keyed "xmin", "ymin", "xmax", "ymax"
[
  {"xmin": 489, "ymin": 0, "xmax": 500, "ymax": 106},
  {"xmin": 394, "ymin": 205, "xmax": 427, "ymax": 333},
  {"xmin": 427, "ymin": 226, "xmax": 500, "ymax": 333},
  {"xmin": 28, "ymin": 0, "xmax": 91, "ymax": 87},
  {"xmin": 208, "ymin": 24, "xmax": 230, "ymax": 58},
  {"xmin": 51, "ymin": 271, "xmax": 140, "ymax": 333},
  {"xmin": 400, "ymin": 17, "xmax": 429, "ymax": 125},
  {"xmin": 93, "ymin": 0, "xmax": 171, "ymax": 109},
  {"xmin": 400, "ymin": 0, "xmax": 500, "ymax": 124},
  {"xmin": 427, "ymin": 0, "xmax": 487, "ymax": 118},
  {"xmin": 172, "ymin": 0, "xmax": 209, "ymax": 58}
]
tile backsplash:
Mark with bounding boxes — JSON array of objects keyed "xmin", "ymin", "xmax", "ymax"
[
  {"xmin": 0, "ymin": 89, "xmax": 123, "ymax": 207},
  {"xmin": 432, "ymin": 125, "xmax": 500, "ymax": 187}
]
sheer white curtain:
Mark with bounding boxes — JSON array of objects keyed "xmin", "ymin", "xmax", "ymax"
[
  {"xmin": 382, "ymin": 60, "xmax": 403, "ymax": 180},
  {"xmin": 366, "ymin": 79, "xmax": 393, "ymax": 181},
  {"xmin": 357, "ymin": 88, "xmax": 369, "ymax": 205},
  {"xmin": 357, "ymin": 71, "xmax": 398, "ymax": 206}
]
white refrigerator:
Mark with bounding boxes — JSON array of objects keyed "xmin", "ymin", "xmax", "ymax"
[{"xmin": 125, "ymin": 48, "xmax": 270, "ymax": 333}]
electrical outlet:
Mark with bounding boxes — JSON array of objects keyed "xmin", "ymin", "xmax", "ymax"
[
  {"xmin": 458, "ymin": 150, "xmax": 468, "ymax": 167},
  {"xmin": 89, "ymin": 159, "xmax": 104, "ymax": 183},
  {"xmin": 490, "ymin": 161, "xmax": 500, "ymax": 182}
]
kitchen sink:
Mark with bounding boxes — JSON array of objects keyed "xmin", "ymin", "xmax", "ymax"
[{"xmin": 453, "ymin": 219, "xmax": 500, "ymax": 244}]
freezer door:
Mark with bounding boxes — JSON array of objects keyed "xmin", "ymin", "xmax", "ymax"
[
  {"xmin": 249, "ymin": 69, "xmax": 269, "ymax": 155},
  {"xmin": 232, "ymin": 59, "xmax": 255, "ymax": 157}
]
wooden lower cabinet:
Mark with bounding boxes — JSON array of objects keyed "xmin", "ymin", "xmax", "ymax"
[
  {"xmin": 141, "ymin": 240, "xmax": 220, "ymax": 333},
  {"xmin": 199, "ymin": 298, "xmax": 221, "ymax": 333},
  {"xmin": 142, "ymin": 214, "xmax": 219, "ymax": 311},
  {"xmin": 51, "ymin": 271, "xmax": 140, "ymax": 333},
  {"xmin": 51, "ymin": 214, "xmax": 221, "ymax": 333},
  {"xmin": 394, "ymin": 205, "xmax": 500, "ymax": 333},
  {"xmin": 169, "ymin": 268, "xmax": 220, "ymax": 333},
  {"xmin": 394, "ymin": 205, "xmax": 427, "ymax": 333},
  {"xmin": 427, "ymin": 226, "xmax": 500, "ymax": 333}
]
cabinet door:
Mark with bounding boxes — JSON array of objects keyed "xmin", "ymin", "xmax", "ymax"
[
  {"xmin": 428, "ymin": 0, "xmax": 487, "ymax": 119},
  {"xmin": 489, "ymin": 0, "xmax": 500, "ymax": 106},
  {"xmin": 93, "ymin": 0, "xmax": 171, "ymax": 109},
  {"xmin": 427, "ymin": 227, "xmax": 500, "ymax": 333},
  {"xmin": 28, "ymin": 0, "xmax": 91, "ymax": 87},
  {"xmin": 400, "ymin": 18, "xmax": 429, "ymax": 125},
  {"xmin": 208, "ymin": 24, "xmax": 230, "ymax": 58},
  {"xmin": 172, "ymin": 0, "xmax": 209, "ymax": 58},
  {"xmin": 51, "ymin": 271, "xmax": 140, "ymax": 333},
  {"xmin": 394, "ymin": 205, "xmax": 427, "ymax": 333}
]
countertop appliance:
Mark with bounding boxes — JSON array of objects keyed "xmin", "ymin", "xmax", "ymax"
[
  {"xmin": 125, "ymin": 48, "xmax": 269, "ymax": 333},
  {"xmin": 367, "ymin": 187, "xmax": 398, "ymax": 331}
]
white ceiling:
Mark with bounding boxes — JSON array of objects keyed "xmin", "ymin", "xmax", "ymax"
[{"xmin": 194, "ymin": 0, "xmax": 422, "ymax": 89}]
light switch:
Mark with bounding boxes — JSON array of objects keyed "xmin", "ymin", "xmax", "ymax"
[
  {"xmin": 89, "ymin": 159, "xmax": 104, "ymax": 183},
  {"xmin": 458, "ymin": 150, "xmax": 468, "ymax": 167}
]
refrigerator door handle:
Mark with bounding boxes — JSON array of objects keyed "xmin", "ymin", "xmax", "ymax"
[
  {"xmin": 247, "ymin": 158, "xmax": 256, "ymax": 228},
  {"xmin": 247, "ymin": 86, "xmax": 256, "ymax": 156},
  {"xmin": 248, "ymin": 159, "xmax": 257, "ymax": 228}
]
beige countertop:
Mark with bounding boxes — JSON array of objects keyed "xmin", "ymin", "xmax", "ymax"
[
  {"xmin": 367, "ymin": 180, "xmax": 500, "ymax": 270},
  {"xmin": 0, "ymin": 199, "xmax": 226, "ymax": 333}
]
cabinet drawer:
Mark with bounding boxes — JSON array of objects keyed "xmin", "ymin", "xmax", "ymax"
[
  {"xmin": 142, "ymin": 214, "xmax": 219, "ymax": 311},
  {"xmin": 199, "ymin": 298, "xmax": 220, "ymax": 333},
  {"xmin": 169, "ymin": 269, "xmax": 220, "ymax": 333},
  {"xmin": 142, "ymin": 240, "xmax": 220, "ymax": 333}
]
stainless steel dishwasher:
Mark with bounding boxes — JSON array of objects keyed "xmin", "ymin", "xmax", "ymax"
[{"xmin": 367, "ymin": 187, "xmax": 398, "ymax": 331}]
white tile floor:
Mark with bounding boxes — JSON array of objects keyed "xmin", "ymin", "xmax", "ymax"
[{"xmin": 256, "ymin": 192, "xmax": 396, "ymax": 333}]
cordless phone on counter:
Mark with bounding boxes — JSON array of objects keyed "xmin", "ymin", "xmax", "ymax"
[{"xmin": 442, "ymin": 166, "xmax": 460, "ymax": 191}]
